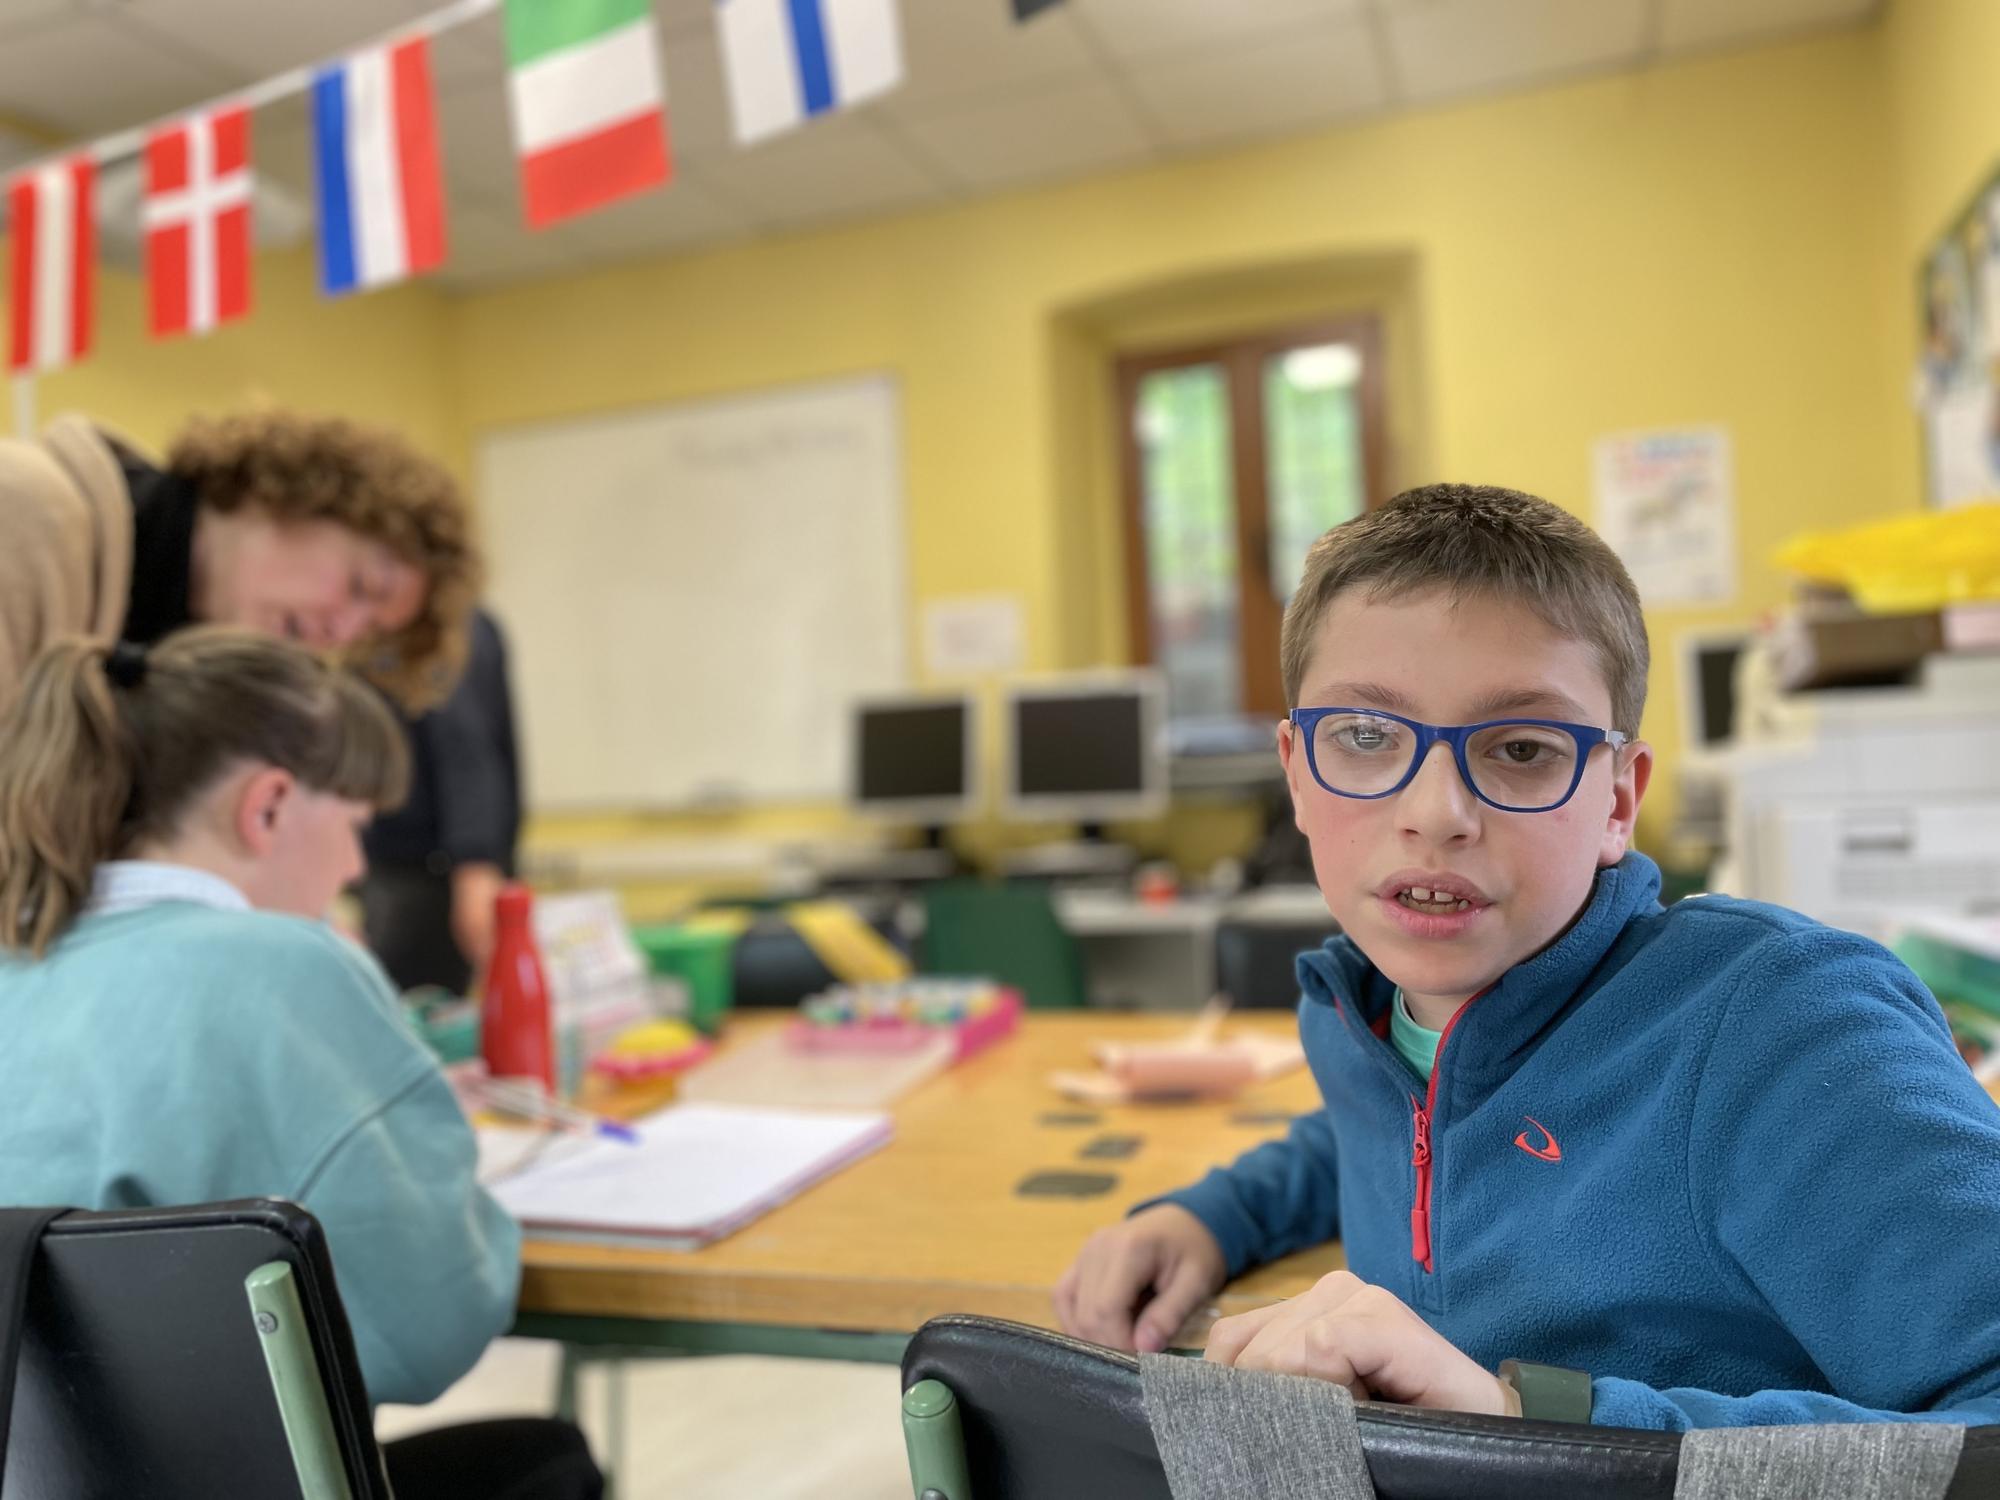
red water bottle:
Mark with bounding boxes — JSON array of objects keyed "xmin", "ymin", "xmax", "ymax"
[{"xmin": 481, "ymin": 883, "xmax": 556, "ymax": 1094}]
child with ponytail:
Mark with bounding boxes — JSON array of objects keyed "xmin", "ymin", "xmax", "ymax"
[{"xmin": 0, "ymin": 628, "xmax": 600, "ymax": 1500}]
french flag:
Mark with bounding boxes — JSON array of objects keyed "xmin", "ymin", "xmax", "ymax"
[{"xmin": 312, "ymin": 36, "xmax": 447, "ymax": 298}]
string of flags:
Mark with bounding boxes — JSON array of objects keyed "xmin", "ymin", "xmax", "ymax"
[{"xmin": 3, "ymin": 0, "xmax": 1069, "ymax": 378}]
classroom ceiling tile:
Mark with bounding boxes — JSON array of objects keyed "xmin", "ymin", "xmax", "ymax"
[
  {"xmin": 0, "ymin": 127, "xmax": 41, "ymax": 171},
  {"xmin": 253, "ymin": 100, "xmax": 315, "ymax": 221},
  {"xmin": 895, "ymin": 76, "xmax": 1155, "ymax": 191},
  {"xmin": 718, "ymin": 114, "xmax": 950, "ymax": 228},
  {"xmin": 0, "ymin": 0, "xmax": 1888, "ymax": 288},
  {"xmin": 1379, "ymin": 0, "xmax": 1651, "ymax": 105},
  {"xmin": 653, "ymin": 0, "xmax": 718, "ymax": 41},
  {"xmin": 427, "ymin": 5, "xmax": 511, "ymax": 88},
  {"xmin": 109, "ymin": 0, "xmax": 437, "ymax": 81},
  {"xmin": 1658, "ymin": 0, "xmax": 1880, "ymax": 55},
  {"xmin": 1072, "ymin": 0, "xmax": 1368, "ymax": 61},
  {"xmin": 559, "ymin": 169, "xmax": 757, "ymax": 260},
  {"xmin": 436, "ymin": 78, "xmax": 526, "ymax": 204},
  {"xmin": 1122, "ymin": 15, "xmax": 1387, "ymax": 152},
  {"xmin": 0, "ymin": 2, "xmax": 82, "ymax": 45},
  {"xmin": 0, "ymin": 12, "xmax": 235, "ymax": 137},
  {"xmin": 881, "ymin": 0, "xmax": 1098, "ymax": 115},
  {"xmin": 660, "ymin": 25, "xmax": 738, "ymax": 161},
  {"xmin": 430, "ymin": 200, "xmax": 578, "ymax": 289}
]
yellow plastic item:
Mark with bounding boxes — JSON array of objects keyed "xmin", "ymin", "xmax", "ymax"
[
  {"xmin": 1776, "ymin": 503, "xmax": 2000, "ymax": 612},
  {"xmin": 590, "ymin": 1018, "xmax": 711, "ymax": 1081},
  {"xmin": 785, "ymin": 900, "xmax": 913, "ymax": 984}
]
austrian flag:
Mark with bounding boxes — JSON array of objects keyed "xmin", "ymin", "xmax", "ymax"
[
  {"xmin": 7, "ymin": 157, "xmax": 95, "ymax": 375},
  {"xmin": 504, "ymin": 0, "xmax": 671, "ymax": 228},
  {"xmin": 144, "ymin": 106, "xmax": 253, "ymax": 340}
]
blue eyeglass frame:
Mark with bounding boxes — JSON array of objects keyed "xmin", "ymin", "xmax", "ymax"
[{"xmin": 1286, "ymin": 706, "xmax": 1629, "ymax": 813}]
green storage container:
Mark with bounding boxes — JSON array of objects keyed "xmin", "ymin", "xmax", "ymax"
[
  {"xmin": 1894, "ymin": 930, "xmax": 2000, "ymax": 1018},
  {"xmin": 633, "ymin": 920, "xmax": 738, "ymax": 1034}
]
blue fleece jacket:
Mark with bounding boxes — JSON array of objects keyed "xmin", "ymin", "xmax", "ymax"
[{"xmin": 1158, "ymin": 853, "xmax": 2000, "ymax": 1430}]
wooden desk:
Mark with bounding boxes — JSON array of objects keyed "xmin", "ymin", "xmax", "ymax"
[{"xmin": 513, "ymin": 1014, "xmax": 1338, "ymax": 1361}]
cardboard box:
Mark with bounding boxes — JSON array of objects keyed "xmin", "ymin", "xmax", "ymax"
[{"xmin": 1772, "ymin": 608, "xmax": 1944, "ymax": 690}]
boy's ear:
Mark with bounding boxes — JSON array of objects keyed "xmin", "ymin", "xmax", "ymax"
[
  {"xmin": 234, "ymin": 767, "xmax": 297, "ymax": 858},
  {"xmin": 1276, "ymin": 719, "xmax": 1309, "ymax": 835},
  {"xmin": 1598, "ymin": 739, "xmax": 1654, "ymax": 866}
]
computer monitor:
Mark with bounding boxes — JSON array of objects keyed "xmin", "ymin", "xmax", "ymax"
[
  {"xmin": 1002, "ymin": 671, "xmax": 1167, "ymax": 826},
  {"xmin": 850, "ymin": 693, "xmax": 978, "ymax": 829},
  {"xmin": 1680, "ymin": 632, "xmax": 1750, "ymax": 750}
]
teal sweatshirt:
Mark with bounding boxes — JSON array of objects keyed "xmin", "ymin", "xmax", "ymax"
[{"xmin": 0, "ymin": 865, "xmax": 520, "ymax": 1406}]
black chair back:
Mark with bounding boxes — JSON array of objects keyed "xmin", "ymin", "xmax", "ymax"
[
  {"xmin": 1214, "ymin": 912, "xmax": 1340, "ymax": 1009},
  {"xmin": 901, "ymin": 1314, "xmax": 2000, "ymax": 1500},
  {"xmin": 2, "ymin": 1199, "xmax": 390, "ymax": 1499}
]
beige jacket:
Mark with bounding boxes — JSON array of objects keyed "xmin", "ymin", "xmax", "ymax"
[{"xmin": 0, "ymin": 416, "xmax": 134, "ymax": 717}]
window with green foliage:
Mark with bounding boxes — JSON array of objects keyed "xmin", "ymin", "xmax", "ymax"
[{"xmin": 1120, "ymin": 321, "xmax": 1384, "ymax": 718}]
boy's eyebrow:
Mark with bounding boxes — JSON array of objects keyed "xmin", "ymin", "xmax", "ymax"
[
  {"xmin": 1303, "ymin": 683, "xmax": 1596, "ymax": 722},
  {"xmin": 1467, "ymin": 686, "xmax": 1593, "ymax": 721},
  {"xmin": 1309, "ymin": 682, "xmax": 1418, "ymax": 712}
]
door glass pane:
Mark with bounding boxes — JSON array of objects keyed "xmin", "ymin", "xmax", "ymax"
[
  {"xmin": 1265, "ymin": 342, "xmax": 1367, "ymax": 602},
  {"xmin": 1137, "ymin": 364, "xmax": 1239, "ymax": 718}
]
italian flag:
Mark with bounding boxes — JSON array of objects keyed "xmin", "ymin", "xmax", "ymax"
[{"xmin": 504, "ymin": 0, "xmax": 672, "ymax": 229}]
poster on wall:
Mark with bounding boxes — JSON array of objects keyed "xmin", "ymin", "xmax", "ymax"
[
  {"xmin": 1917, "ymin": 171, "xmax": 2000, "ymax": 508},
  {"xmin": 1592, "ymin": 426, "xmax": 1737, "ymax": 606},
  {"xmin": 922, "ymin": 594, "xmax": 1025, "ymax": 677}
]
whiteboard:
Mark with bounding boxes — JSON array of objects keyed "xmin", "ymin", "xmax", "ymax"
[{"xmin": 479, "ymin": 375, "xmax": 907, "ymax": 809}]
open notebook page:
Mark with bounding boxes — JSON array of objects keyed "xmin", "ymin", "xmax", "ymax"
[{"xmin": 489, "ymin": 1102, "xmax": 893, "ymax": 1249}]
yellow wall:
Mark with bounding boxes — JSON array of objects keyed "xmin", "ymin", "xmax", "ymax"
[
  {"xmin": 1880, "ymin": 0, "xmax": 2000, "ymax": 513},
  {"xmin": 452, "ymin": 27, "xmax": 1897, "ymax": 853},
  {"xmin": 4, "ymin": 21, "xmax": 1939, "ymax": 880},
  {"xmin": 12, "ymin": 248, "xmax": 459, "ymax": 473}
]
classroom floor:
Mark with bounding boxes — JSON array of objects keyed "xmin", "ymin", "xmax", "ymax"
[{"xmin": 376, "ymin": 1338, "xmax": 911, "ymax": 1499}]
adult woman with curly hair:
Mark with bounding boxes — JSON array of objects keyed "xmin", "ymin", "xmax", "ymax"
[{"xmin": 0, "ymin": 408, "xmax": 480, "ymax": 716}]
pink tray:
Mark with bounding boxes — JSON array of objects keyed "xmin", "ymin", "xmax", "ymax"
[{"xmin": 785, "ymin": 987, "xmax": 1023, "ymax": 1063}]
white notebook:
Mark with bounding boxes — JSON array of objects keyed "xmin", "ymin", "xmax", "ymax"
[{"xmin": 489, "ymin": 1103, "xmax": 893, "ymax": 1250}]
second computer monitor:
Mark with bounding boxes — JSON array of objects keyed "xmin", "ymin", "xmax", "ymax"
[
  {"xmin": 1003, "ymin": 672, "xmax": 1166, "ymax": 824},
  {"xmin": 852, "ymin": 693, "xmax": 978, "ymax": 826}
]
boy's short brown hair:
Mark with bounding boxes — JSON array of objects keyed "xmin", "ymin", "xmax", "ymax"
[{"xmin": 1280, "ymin": 483, "xmax": 1650, "ymax": 735}]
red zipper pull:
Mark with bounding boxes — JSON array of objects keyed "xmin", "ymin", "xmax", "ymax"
[{"xmin": 1410, "ymin": 1099, "xmax": 1433, "ymax": 1269}]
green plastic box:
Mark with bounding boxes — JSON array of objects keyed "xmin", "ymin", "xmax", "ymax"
[
  {"xmin": 1894, "ymin": 930, "xmax": 2000, "ymax": 1018},
  {"xmin": 633, "ymin": 920, "xmax": 738, "ymax": 1034}
]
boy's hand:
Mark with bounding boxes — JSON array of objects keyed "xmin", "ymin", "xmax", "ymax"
[
  {"xmin": 1053, "ymin": 1204, "xmax": 1228, "ymax": 1353},
  {"xmin": 1205, "ymin": 1271, "xmax": 1513, "ymax": 1416}
]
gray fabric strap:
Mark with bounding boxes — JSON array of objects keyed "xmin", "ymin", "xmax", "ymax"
[
  {"xmin": 1140, "ymin": 1353, "xmax": 1377, "ymax": 1500},
  {"xmin": 1675, "ymin": 1423, "xmax": 1965, "ymax": 1500}
]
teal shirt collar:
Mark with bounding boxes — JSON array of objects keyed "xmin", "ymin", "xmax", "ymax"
[{"xmin": 1389, "ymin": 986, "xmax": 1443, "ymax": 1080}]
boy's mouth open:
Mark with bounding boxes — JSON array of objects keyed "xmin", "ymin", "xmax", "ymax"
[{"xmin": 1376, "ymin": 872, "xmax": 1492, "ymax": 936}]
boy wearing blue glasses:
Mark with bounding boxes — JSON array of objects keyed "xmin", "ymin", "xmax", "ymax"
[{"xmin": 1054, "ymin": 484, "xmax": 2000, "ymax": 1429}]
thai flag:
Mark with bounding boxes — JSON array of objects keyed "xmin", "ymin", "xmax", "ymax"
[
  {"xmin": 312, "ymin": 36, "xmax": 447, "ymax": 298},
  {"xmin": 717, "ymin": 0, "xmax": 905, "ymax": 147}
]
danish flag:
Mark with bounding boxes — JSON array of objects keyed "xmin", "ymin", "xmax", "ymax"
[{"xmin": 144, "ymin": 105, "xmax": 253, "ymax": 340}]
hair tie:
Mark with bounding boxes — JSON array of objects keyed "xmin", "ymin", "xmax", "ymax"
[{"xmin": 104, "ymin": 641, "xmax": 149, "ymax": 690}]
